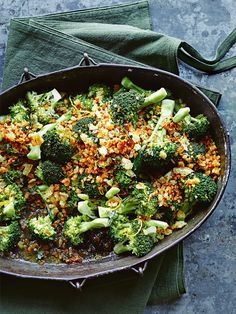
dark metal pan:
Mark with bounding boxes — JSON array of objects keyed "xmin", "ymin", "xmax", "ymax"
[{"xmin": 0, "ymin": 55, "xmax": 231, "ymax": 288}]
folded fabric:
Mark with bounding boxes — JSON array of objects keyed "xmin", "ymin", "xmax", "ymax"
[{"xmin": 1, "ymin": 1, "xmax": 235, "ymax": 313}]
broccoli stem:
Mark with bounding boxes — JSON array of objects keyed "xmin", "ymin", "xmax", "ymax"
[
  {"xmin": 27, "ymin": 145, "xmax": 42, "ymax": 161},
  {"xmin": 79, "ymin": 218, "xmax": 109, "ymax": 233},
  {"xmin": 113, "ymin": 242, "xmax": 130, "ymax": 255},
  {"xmin": 148, "ymin": 99, "xmax": 175, "ymax": 143},
  {"xmin": 105, "ymin": 187, "xmax": 120, "ymax": 199},
  {"xmin": 121, "ymin": 76, "xmax": 167, "ymax": 107},
  {"xmin": 142, "ymin": 88, "xmax": 168, "ymax": 107},
  {"xmin": 3, "ymin": 198, "xmax": 15, "ymax": 218},
  {"xmin": 145, "ymin": 219, "xmax": 169, "ymax": 229},
  {"xmin": 98, "ymin": 206, "xmax": 115, "ymax": 218},
  {"xmin": 121, "ymin": 77, "xmax": 147, "ymax": 94},
  {"xmin": 173, "ymin": 107, "xmax": 190, "ymax": 123},
  {"xmin": 77, "ymin": 200, "xmax": 97, "ymax": 219}
]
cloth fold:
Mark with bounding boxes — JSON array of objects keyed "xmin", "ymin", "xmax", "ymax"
[{"xmin": 1, "ymin": 1, "xmax": 235, "ymax": 313}]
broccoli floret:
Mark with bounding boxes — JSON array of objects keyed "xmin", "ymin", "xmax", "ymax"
[
  {"xmin": 3, "ymin": 169, "xmax": 25, "ymax": 186},
  {"xmin": 114, "ymin": 170, "xmax": 132, "ymax": 189},
  {"xmin": 183, "ymin": 172, "xmax": 218, "ymax": 204},
  {"xmin": 28, "ymin": 215, "xmax": 56, "ymax": 241},
  {"xmin": 35, "ymin": 160, "xmax": 64, "ymax": 185},
  {"xmin": 73, "ymin": 94, "xmax": 94, "ymax": 110},
  {"xmin": 88, "ymin": 83, "xmax": 112, "ymax": 101},
  {"xmin": 27, "ymin": 111, "xmax": 71, "ymax": 161},
  {"xmin": 133, "ymin": 99, "xmax": 178, "ymax": 173},
  {"xmin": 41, "ymin": 130, "xmax": 73, "ymax": 164},
  {"xmin": 97, "ymin": 195, "xmax": 139, "ymax": 218},
  {"xmin": 63, "ymin": 216, "xmax": 109, "ymax": 246},
  {"xmin": 72, "ymin": 116, "xmax": 96, "ymax": 137},
  {"xmin": 26, "ymin": 89, "xmax": 61, "ymax": 124},
  {"xmin": 9, "ymin": 100, "xmax": 29, "ymax": 122},
  {"xmin": 100, "ymin": 183, "xmax": 158, "ymax": 218},
  {"xmin": 0, "ymin": 221, "xmax": 21, "ymax": 252},
  {"xmin": 113, "ymin": 234, "xmax": 155, "ymax": 257},
  {"xmin": 78, "ymin": 174, "xmax": 101, "ymax": 199},
  {"xmin": 181, "ymin": 142, "xmax": 206, "ymax": 162},
  {"xmin": 109, "ymin": 214, "xmax": 141, "ymax": 243},
  {"xmin": 142, "ymin": 138, "xmax": 179, "ymax": 170},
  {"xmin": 111, "ymin": 214, "xmax": 168, "ymax": 257},
  {"xmin": 169, "ymin": 171, "xmax": 218, "ymax": 219},
  {"xmin": 67, "ymin": 190, "xmax": 81, "ymax": 211},
  {"xmin": 130, "ymin": 183, "xmax": 159, "ymax": 217},
  {"xmin": 0, "ymin": 183, "xmax": 26, "ymax": 220},
  {"xmin": 182, "ymin": 114, "xmax": 210, "ymax": 139},
  {"xmin": 110, "ymin": 79, "xmax": 167, "ymax": 127}
]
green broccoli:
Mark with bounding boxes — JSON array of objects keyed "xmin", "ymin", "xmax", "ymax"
[
  {"xmin": 0, "ymin": 221, "xmax": 21, "ymax": 252},
  {"xmin": 88, "ymin": 83, "xmax": 112, "ymax": 101},
  {"xmin": 181, "ymin": 142, "xmax": 206, "ymax": 162},
  {"xmin": 0, "ymin": 183, "xmax": 26, "ymax": 220},
  {"xmin": 63, "ymin": 216, "xmax": 109, "ymax": 246},
  {"xmin": 9, "ymin": 100, "xmax": 29, "ymax": 122},
  {"xmin": 73, "ymin": 94, "xmax": 94, "ymax": 111},
  {"xmin": 172, "ymin": 107, "xmax": 190, "ymax": 123},
  {"xmin": 110, "ymin": 78, "xmax": 167, "ymax": 127},
  {"xmin": 3, "ymin": 169, "xmax": 25, "ymax": 186},
  {"xmin": 26, "ymin": 88, "xmax": 61, "ymax": 124},
  {"xmin": 182, "ymin": 172, "xmax": 218, "ymax": 204},
  {"xmin": 113, "ymin": 234, "xmax": 155, "ymax": 257},
  {"xmin": 99, "ymin": 183, "xmax": 158, "ymax": 218},
  {"xmin": 35, "ymin": 160, "xmax": 64, "ymax": 185},
  {"xmin": 109, "ymin": 214, "xmax": 141, "ymax": 243},
  {"xmin": 78, "ymin": 174, "xmax": 101, "ymax": 199},
  {"xmin": 114, "ymin": 170, "xmax": 132, "ymax": 189},
  {"xmin": 133, "ymin": 99, "xmax": 178, "ymax": 173},
  {"xmin": 161, "ymin": 167, "xmax": 217, "ymax": 218},
  {"xmin": 41, "ymin": 130, "xmax": 73, "ymax": 164},
  {"xmin": 27, "ymin": 111, "xmax": 71, "ymax": 161},
  {"xmin": 72, "ymin": 116, "xmax": 97, "ymax": 138},
  {"xmin": 182, "ymin": 114, "xmax": 210, "ymax": 139},
  {"xmin": 112, "ymin": 216, "xmax": 169, "ymax": 257},
  {"xmin": 141, "ymin": 135, "xmax": 179, "ymax": 170},
  {"xmin": 28, "ymin": 215, "xmax": 56, "ymax": 241},
  {"xmin": 67, "ymin": 190, "xmax": 81, "ymax": 212},
  {"xmin": 121, "ymin": 77, "xmax": 149, "ymax": 94},
  {"xmin": 77, "ymin": 199, "xmax": 98, "ymax": 219},
  {"xmin": 130, "ymin": 182, "xmax": 159, "ymax": 217}
]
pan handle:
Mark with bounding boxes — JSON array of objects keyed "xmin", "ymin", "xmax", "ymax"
[
  {"xmin": 69, "ymin": 278, "xmax": 87, "ymax": 290},
  {"xmin": 68, "ymin": 261, "xmax": 149, "ymax": 290},
  {"xmin": 78, "ymin": 53, "xmax": 97, "ymax": 66},
  {"xmin": 18, "ymin": 67, "xmax": 37, "ymax": 84},
  {"xmin": 130, "ymin": 261, "xmax": 148, "ymax": 277},
  {"xmin": 18, "ymin": 53, "xmax": 95, "ymax": 85}
]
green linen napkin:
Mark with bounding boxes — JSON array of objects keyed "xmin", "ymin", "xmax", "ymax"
[{"xmin": 1, "ymin": 1, "xmax": 236, "ymax": 313}]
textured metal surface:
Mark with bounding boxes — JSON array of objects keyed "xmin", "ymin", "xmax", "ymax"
[
  {"xmin": 0, "ymin": 63, "xmax": 230, "ymax": 283},
  {"xmin": 0, "ymin": 1, "xmax": 236, "ymax": 313}
]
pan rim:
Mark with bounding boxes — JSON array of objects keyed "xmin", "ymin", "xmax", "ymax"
[{"xmin": 0, "ymin": 63, "xmax": 231, "ymax": 281}]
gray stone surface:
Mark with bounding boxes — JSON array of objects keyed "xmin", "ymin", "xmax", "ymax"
[{"xmin": 0, "ymin": 0, "xmax": 235, "ymax": 313}]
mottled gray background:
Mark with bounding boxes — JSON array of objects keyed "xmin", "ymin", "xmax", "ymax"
[{"xmin": 0, "ymin": 0, "xmax": 235, "ymax": 313}]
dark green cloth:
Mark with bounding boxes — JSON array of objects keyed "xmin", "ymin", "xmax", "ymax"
[
  {"xmin": 0, "ymin": 245, "xmax": 185, "ymax": 314},
  {"xmin": 1, "ymin": 1, "xmax": 236, "ymax": 313}
]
